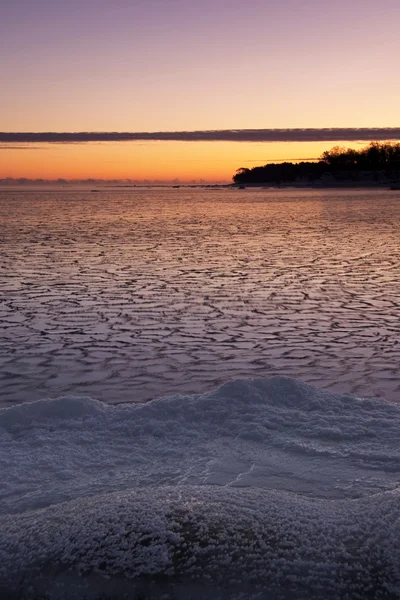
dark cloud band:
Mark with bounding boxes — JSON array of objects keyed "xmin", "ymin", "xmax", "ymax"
[{"xmin": 1, "ymin": 128, "xmax": 400, "ymax": 143}]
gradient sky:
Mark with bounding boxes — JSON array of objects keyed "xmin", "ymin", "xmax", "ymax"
[{"xmin": 1, "ymin": 0, "xmax": 400, "ymax": 180}]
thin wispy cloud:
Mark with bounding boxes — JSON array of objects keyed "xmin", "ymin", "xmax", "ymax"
[
  {"xmin": 0, "ymin": 145, "xmax": 49, "ymax": 150},
  {"xmin": 1, "ymin": 128, "xmax": 400, "ymax": 144},
  {"xmin": 244, "ymin": 158, "xmax": 319, "ymax": 163}
]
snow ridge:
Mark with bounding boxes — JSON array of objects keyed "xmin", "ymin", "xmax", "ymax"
[{"xmin": 1, "ymin": 376, "xmax": 400, "ymax": 598}]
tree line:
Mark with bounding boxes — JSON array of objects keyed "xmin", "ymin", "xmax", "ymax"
[{"xmin": 233, "ymin": 142, "xmax": 400, "ymax": 185}]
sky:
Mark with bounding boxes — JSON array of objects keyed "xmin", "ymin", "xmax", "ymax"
[{"xmin": 1, "ymin": 0, "xmax": 400, "ymax": 181}]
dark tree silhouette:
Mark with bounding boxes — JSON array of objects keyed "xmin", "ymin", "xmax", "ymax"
[{"xmin": 233, "ymin": 142, "xmax": 400, "ymax": 185}]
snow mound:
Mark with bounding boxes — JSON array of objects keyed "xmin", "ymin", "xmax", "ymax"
[
  {"xmin": 1, "ymin": 486, "xmax": 400, "ymax": 599},
  {"xmin": 1, "ymin": 376, "xmax": 400, "ymax": 598}
]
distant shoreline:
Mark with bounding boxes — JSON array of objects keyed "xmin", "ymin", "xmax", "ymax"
[
  {"xmin": 0, "ymin": 183, "xmax": 399, "ymax": 193},
  {"xmin": 231, "ymin": 181, "xmax": 399, "ymax": 189}
]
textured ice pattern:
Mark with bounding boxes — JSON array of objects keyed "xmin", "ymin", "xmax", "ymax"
[
  {"xmin": 1, "ymin": 377, "xmax": 400, "ymax": 598},
  {"xmin": 1, "ymin": 187, "xmax": 400, "ymax": 406}
]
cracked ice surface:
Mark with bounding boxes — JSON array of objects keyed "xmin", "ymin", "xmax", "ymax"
[{"xmin": 1, "ymin": 187, "xmax": 400, "ymax": 406}]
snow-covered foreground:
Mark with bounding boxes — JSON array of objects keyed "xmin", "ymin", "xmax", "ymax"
[{"xmin": 1, "ymin": 377, "xmax": 400, "ymax": 598}]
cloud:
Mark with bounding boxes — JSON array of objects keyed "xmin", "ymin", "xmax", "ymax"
[
  {"xmin": 244, "ymin": 157, "xmax": 319, "ymax": 162},
  {"xmin": 0, "ymin": 145, "xmax": 48, "ymax": 150},
  {"xmin": 1, "ymin": 128, "xmax": 400, "ymax": 144}
]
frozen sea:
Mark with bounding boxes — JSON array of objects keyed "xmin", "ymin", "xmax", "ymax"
[
  {"xmin": 1, "ymin": 187, "xmax": 400, "ymax": 406},
  {"xmin": 1, "ymin": 187, "xmax": 400, "ymax": 599}
]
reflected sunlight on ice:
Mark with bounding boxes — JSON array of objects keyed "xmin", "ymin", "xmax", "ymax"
[{"xmin": 0, "ymin": 187, "xmax": 399, "ymax": 406}]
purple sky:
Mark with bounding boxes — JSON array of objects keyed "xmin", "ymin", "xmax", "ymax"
[
  {"xmin": 2, "ymin": 0, "xmax": 400, "ymax": 179},
  {"xmin": 2, "ymin": 0, "xmax": 400, "ymax": 132}
]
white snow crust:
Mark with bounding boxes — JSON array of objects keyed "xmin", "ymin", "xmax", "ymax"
[{"xmin": 1, "ymin": 376, "xmax": 400, "ymax": 598}]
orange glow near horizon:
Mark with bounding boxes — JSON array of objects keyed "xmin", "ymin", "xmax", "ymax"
[
  {"xmin": 0, "ymin": 140, "xmax": 365, "ymax": 182},
  {"xmin": 2, "ymin": 0, "xmax": 400, "ymax": 184}
]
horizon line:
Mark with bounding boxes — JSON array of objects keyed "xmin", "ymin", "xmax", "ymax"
[{"xmin": 1, "ymin": 128, "xmax": 400, "ymax": 144}]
